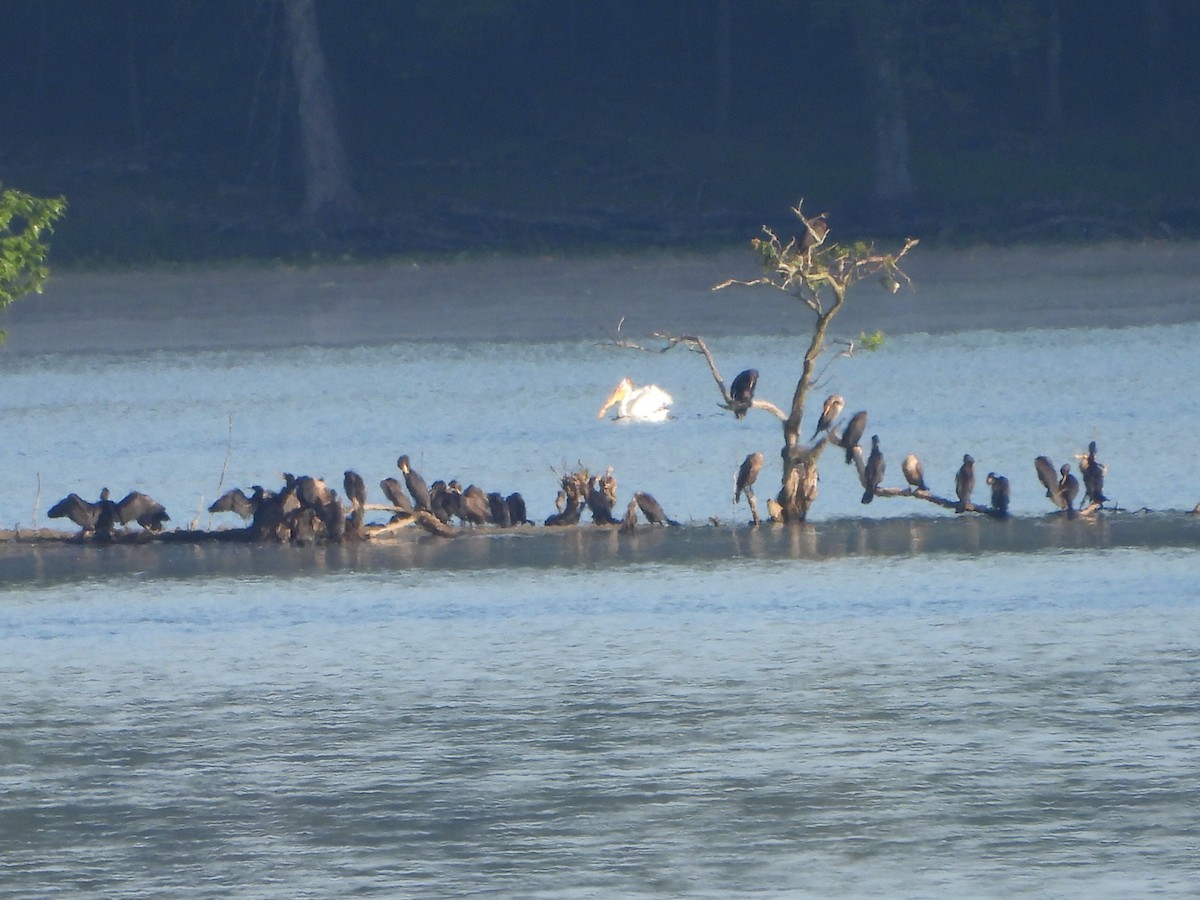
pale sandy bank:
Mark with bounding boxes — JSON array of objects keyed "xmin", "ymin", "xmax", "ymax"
[{"xmin": 3, "ymin": 242, "xmax": 1198, "ymax": 355}]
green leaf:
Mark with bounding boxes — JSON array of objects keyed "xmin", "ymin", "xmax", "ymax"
[{"xmin": 857, "ymin": 330, "xmax": 886, "ymax": 351}]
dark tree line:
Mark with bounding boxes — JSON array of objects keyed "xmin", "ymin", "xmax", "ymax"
[{"xmin": 2, "ymin": 0, "xmax": 1198, "ymax": 261}]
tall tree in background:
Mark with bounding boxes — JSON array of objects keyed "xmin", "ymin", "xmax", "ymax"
[
  {"xmin": 281, "ymin": 0, "xmax": 361, "ymax": 225},
  {"xmin": 852, "ymin": 0, "xmax": 916, "ymax": 210}
]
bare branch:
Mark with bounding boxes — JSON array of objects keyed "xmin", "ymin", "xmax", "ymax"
[
  {"xmin": 603, "ymin": 322, "xmax": 789, "ymax": 422},
  {"xmin": 872, "ymin": 486, "xmax": 1005, "ymax": 518}
]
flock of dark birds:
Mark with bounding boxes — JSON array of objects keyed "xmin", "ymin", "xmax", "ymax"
[
  {"xmin": 752, "ymin": 392, "xmax": 1111, "ymax": 521},
  {"xmin": 45, "ymin": 453, "xmax": 683, "ymax": 544},
  {"xmin": 45, "ymin": 376, "xmax": 1117, "ymax": 544}
]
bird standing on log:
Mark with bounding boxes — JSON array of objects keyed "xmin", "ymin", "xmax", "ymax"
[
  {"xmin": 987, "ymin": 472, "xmax": 1010, "ymax": 517},
  {"xmin": 397, "ymin": 455, "xmax": 432, "ymax": 511},
  {"xmin": 1058, "ymin": 464, "xmax": 1079, "ymax": 511},
  {"xmin": 954, "ymin": 454, "xmax": 975, "ymax": 513},
  {"xmin": 1081, "ymin": 441, "xmax": 1108, "ymax": 505},
  {"xmin": 635, "ymin": 491, "xmax": 680, "ymax": 526}
]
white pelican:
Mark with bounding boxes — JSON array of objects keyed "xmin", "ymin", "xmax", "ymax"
[{"xmin": 597, "ymin": 377, "xmax": 673, "ymax": 422}]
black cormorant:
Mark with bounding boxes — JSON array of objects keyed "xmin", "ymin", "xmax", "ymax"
[
  {"xmin": 506, "ymin": 492, "xmax": 530, "ymax": 525},
  {"xmin": 729, "ymin": 368, "xmax": 759, "ymax": 419},
  {"xmin": 343, "ymin": 470, "xmax": 368, "ymax": 511},
  {"xmin": 458, "ymin": 484, "xmax": 492, "ymax": 525},
  {"xmin": 379, "ymin": 477, "xmax": 414, "ymax": 514},
  {"xmin": 1035, "ymin": 456, "xmax": 1066, "ymax": 509},
  {"xmin": 115, "ymin": 491, "xmax": 170, "ymax": 531},
  {"xmin": 1082, "ymin": 441, "xmax": 1108, "ymax": 505},
  {"xmin": 954, "ymin": 454, "xmax": 975, "ymax": 513},
  {"xmin": 487, "ymin": 492, "xmax": 512, "ymax": 527},
  {"xmin": 862, "ymin": 435, "xmax": 885, "ymax": 504},
  {"xmin": 209, "ymin": 487, "xmax": 261, "ymax": 520},
  {"xmin": 397, "ymin": 455, "xmax": 433, "ymax": 511},
  {"xmin": 587, "ymin": 474, "xmax": 619, "ymax": 524},
  {"xmin": 841, "ymin": 410, "xmax": 868, "ymax": 464},
  {"xmin": 986, "ymin": 472, "xmax": 1010, "ymax": 516},
  {"xmin": 619, "ymin": 498, "xmax": 639, "ymax": 533},
  {"xmin": 635, "ymin": 491, "xmax": 680, "ymax": 526},
  {"xmin": 48, "ymin": 492, "xmax": 104, "ymax": 533},
  {"xmin": 1058, "ymin": 464, "xmax": 1079, "ymax": 511}
]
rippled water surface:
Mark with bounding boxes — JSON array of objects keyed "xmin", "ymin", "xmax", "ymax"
[{"xmin": 2, "ymin": 315, "xmax": 1200, "ymax": 896}]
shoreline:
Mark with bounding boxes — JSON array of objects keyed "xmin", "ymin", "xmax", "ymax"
[
  {"xmin": 4, "ymin": 510, "xmax": 1199, "ymax": 585},
  {"xmin": 3, "ymin": 241, "xmax": 1199, "ymax": 354}
]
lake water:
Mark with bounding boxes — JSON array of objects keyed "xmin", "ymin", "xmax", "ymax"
[{"xmin": 2, "ymin": 285, "xmax": 1199, "ymax": 895}]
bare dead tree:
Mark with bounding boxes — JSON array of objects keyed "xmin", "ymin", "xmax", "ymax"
[{"xmin": 712, "ymin": 203, "xmax": 917, "ymax": 523}]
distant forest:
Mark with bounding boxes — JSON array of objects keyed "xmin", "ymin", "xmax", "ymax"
[{"xmin": 3, "ymin": 0, "xmax": 1199, "ymax": 264}]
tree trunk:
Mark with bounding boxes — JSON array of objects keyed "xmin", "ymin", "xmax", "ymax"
[
  {"xmin": 870, "ymin": 56, "xmax": 915, "ymax": 207},
  {"xmin": 281, "ymin": 0, "xmax": 361, "ymax": 226},
  {"xmin": 853, "ymin": 4, "xmax": 916, "ymax": 210},
  {"xmin": 1043, "ymin": 0, "xmax": 1062, "ymax": 140},
  {"xmin": 714, "ymin": 0, "xmax": 732, "ymax": 143},
  {"xmin": 777, "ymin": 290, "xmax": 844, "ymax": 523}
]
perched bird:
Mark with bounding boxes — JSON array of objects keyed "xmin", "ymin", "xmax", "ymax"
[
  {"xmin": 1034, "ymin": 456, "xmax": 1067, "ymax": 510},
  {"xmin": 114, "ymin": 491, "xmax": 170, "ymax": 531},
  {"xmin": 1081, "ymin": 441, "xmax": 1108, "ymax": 505},
  {"xmin": 343, "ymin": 470, "xmax": 368, "ymax": 532},
  {"xmin": 294, "ymin": 475, "xmax": 332, "ymax": 510},
  {"xmin": 505, "ymin": 492, "xmax": 530, "ymax": 525},
  {"xmin": 598, "ymin": 467, "xmax": 618, "ymax": 508},
  {"xmin": 544, "ymin": 491, "xmax": 582, "ymax": 526},
  {"xmin": 901, "ymin": 453, "xmax": 929, "ymax": 492},
  {"xmin": 48, "ymin": 491, "xmax": 107, "ymax": 533},
  {"xmin": 986, "ymin": 472, "xmax": 1010, "ymax": 516},
  {"xmin": 379, "ymin": 477, "xmax": 415, "ymax": 514},
  {"xmin": 397, "ymin": 455, "xmax": 432, "ymax": 511},
  {"xmin": 729, "ymin": 368, "xmax": 759, "ymax": 419},
  {"xmin": 812, "ymin": 394, "xmax": 845, "ymax": 439},
  {"xmin": 587, "ymin": 474, "xmax": 618, "ymax": 524},
  {"xmin": 841, "ymin": 410, "xmax": 868, "ymax": 464},
  {"xmin": 954, "ymin": 454, "xmax": 975, "ymax": 513},
  {"xmin": 619, "ymin": 498, "xmax": 639, "ymax": 534},
  {"xmin": 862, "ymin": 435, "xmax": 885, "ymax": 504},
  {"xmin": 343, "ymin": 470, "xmax": 368, "ymax": 512},
  {"xmin": 487, "ymin": 492, "xmax": 512, "ymax": 527},
  {"xmin": 250, "ymin": 483, "xmax": 300, "ymax": 542},
  {"xmin": 430, "ymin": 480, "xmax": 460, "ymax": 524},
  {"xmin": 799, "ymin": 210, "xmax": 830, "ymax": 259},
  {"xmin": 597, "ymin": 377, "xmax": 673, "ymax": 422},
  {"xmin": 735, "ymin": 451, "xmax": 763, "ymax": 503},
  {"xmin": 1058, "ymin": 464, "xmax": 1080, "ymax": 511},
  {"xmin": 317, "ymin": 489, "xmax": 346, "ymax": 542},
  {"xmin": 209, "ymin": 486, "xmax": 261, "ymax": 521},
  {"xmin": 458, "ymin": 484, "xmax": 492, "ymax": 525},
  {"xmin": 635, "ymin": 491, "xmax": 680, "ymax": 526}
]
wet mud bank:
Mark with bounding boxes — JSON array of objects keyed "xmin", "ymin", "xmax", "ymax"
[{"xmin": 3, "ymin": 511, "xmax": 1198, "ymax": 586}]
